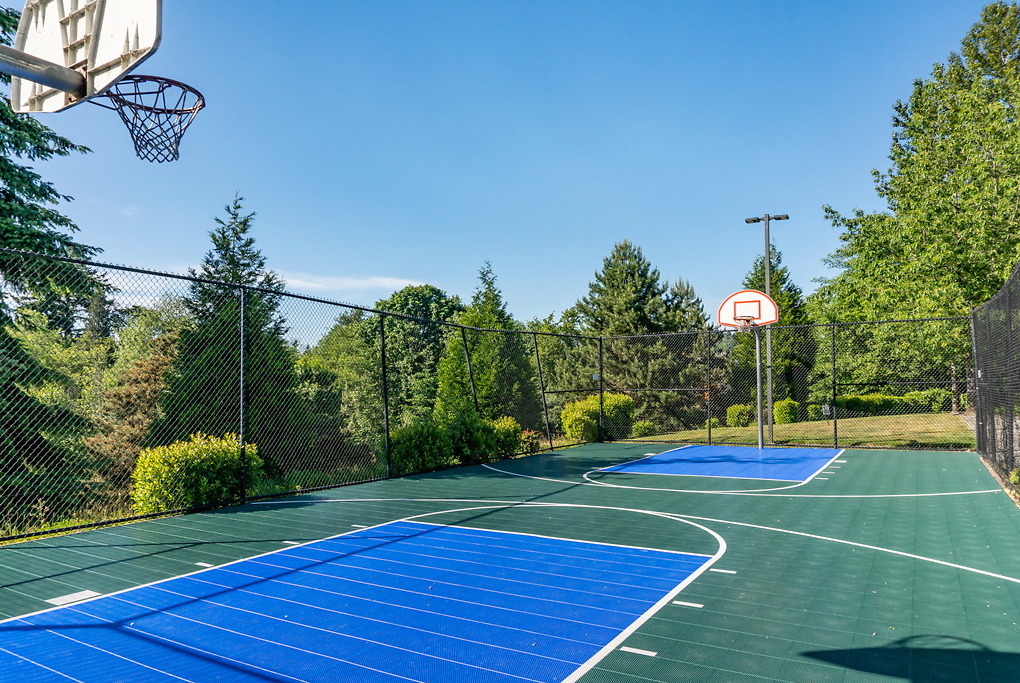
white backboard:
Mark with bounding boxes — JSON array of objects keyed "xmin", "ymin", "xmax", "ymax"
[
  {"xmin": 11, "ymin": 0, "xmax": 162, "ymax": 113},
  {"xmin": 717, "ymin": 289, "xmax": 779, "ymax": 328}
]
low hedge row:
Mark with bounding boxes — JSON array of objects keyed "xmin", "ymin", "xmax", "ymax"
[
  {"xmin": 131, "ymin": 433, "xmax": 262, "ymax": 514},
  {"xmin": 723, "ymin": 388, "xmax": 960, "ymax": 427},
  {"xmin": 388, "ymin": 414, "xmax": 539, "ymax": 475}
]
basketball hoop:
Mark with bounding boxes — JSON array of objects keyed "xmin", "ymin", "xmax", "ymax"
[
  {"xmin": 733, "ymin": 315, "xmax": 758, "ymax": 332},
  {"xmin": 91, "ymin": 75, "xmax": 206, "ymax": 163}
]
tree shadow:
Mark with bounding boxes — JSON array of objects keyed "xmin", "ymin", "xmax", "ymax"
[{"xmin": 802, "ymin": 635, "xmax": 1020, "ymax": 681}]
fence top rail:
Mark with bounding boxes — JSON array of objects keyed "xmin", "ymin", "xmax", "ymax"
[
  {"xmin": 1, "ymin": 247, "xmax": 969, "ymax": 340},
  {"xmin": 0, "ymin": 247, "xmax": 604, "ymax": 339}
]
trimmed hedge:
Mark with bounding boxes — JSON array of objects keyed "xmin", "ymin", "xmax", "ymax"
[
  {"xmin": 388, "ymin": 417, "xmax": 452, "ymax": 475},
  {"xmin": 448, "ymin": 411, "xmax": 499, "ymax": 466},
  {"xmin": 726, "ymin": 404, "xmax": 754, "ymax": 428},
  {"xmin": 836, "ymin": 389, "xmax": 955, "ymax": 415},
  {"xmin": 631, "ymin": 420, "xmax": 657, "ymax": 438},
  {"xmin": 492, "ymin": 416, "xmax": 524, "ymax": 459},
  {"xmin": 807, "ymin": 404, "xmax": 824, "ymax": 421},
  {"xmin": 131, "ymin": 433, "xmax": 262, "ymax": 515},
  {"xmin": 561, "ymin": 393, "xmax": 635, "ymax": 442},
  {"xmin": 773, "ymin": 399, "xmax": 799, "ymax": 425}
]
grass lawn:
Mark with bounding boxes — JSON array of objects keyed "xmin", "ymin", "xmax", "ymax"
[{"xmin": 628, "ymin": 411, "xmax": 976, "ymax": 450}]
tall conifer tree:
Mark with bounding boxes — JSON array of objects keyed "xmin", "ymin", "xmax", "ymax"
[{"xmin": 156, "ymin": 196, "xmax": 311, "ymax": 475}]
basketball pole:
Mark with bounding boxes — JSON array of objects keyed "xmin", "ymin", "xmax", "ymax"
[{"xmin": 753, "ymin": 325, "xmax": 764, "ymax": 449}]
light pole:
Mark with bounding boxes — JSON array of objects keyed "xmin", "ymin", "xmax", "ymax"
[{"xmin": 744, "ymin": 213, "xmax": 789, "ymax": 444}]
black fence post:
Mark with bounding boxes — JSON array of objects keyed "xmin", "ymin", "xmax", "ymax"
[
  {"xmin": 238, "ymin": 287, "xmax": 248, "ymax": 503},
  {"xmin": 970, "ymin": 309, "xmax": 986, "ymax": 456},
  {"xmin": 379, "ymin": 314, "xmax": 392, "ymax": 478},
  {"xmin": 598, "ymin": 337, "xmax": 605, "ymax": 441},
  {"xmin": 532, "ymin": 332, "xmax": 555, "ymax": 451},
  {"xmin": 460, "ymin": 327, "xmax": 480, "ymax": 414},
  {"xmin": 831, "ymin": 322, "xmax": 838, "ymax": 449}
]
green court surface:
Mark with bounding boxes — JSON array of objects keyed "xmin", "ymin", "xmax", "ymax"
[{"xmin": 2, "ymin": 443, "xmax": 1019, "ymax": 682}]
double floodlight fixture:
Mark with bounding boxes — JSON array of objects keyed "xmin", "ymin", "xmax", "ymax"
[{"xmin": 745, "ymin": 214, "xmax": 789, "ymax": 224}]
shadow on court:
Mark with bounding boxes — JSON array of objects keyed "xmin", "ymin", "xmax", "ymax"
[{"xmin": 803, "ymin": 635, "xmax": 1020, "ymax": 681}]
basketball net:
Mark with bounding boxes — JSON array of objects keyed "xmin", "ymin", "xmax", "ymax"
[
  {"xmin": 91, "ymin": 75, "xmax": 205, "ymax": 163},
  {"xmin": 734, "ymin": 315, "xmax": 759, "ymax": 332}
]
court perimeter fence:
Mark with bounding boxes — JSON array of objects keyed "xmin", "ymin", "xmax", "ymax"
[
  {"xmin": 0, "ymin": 248, "xmax": 975, "ymax": 541},
  {"xmin": 972, "ymin": 257, "xmax": 1020, "ymax": 496}
]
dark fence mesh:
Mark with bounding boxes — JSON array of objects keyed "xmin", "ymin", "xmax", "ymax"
[
  {"xmin": 602, "ymin": 320, "xmax": 972, "ymax": 452},
  {"xmin": 0, "ymin": 247, "xmax": 979, "ymax": 540},
  {"xmin": 973, "ymin": 262, "xmax": 1020, "ymax": 493}
]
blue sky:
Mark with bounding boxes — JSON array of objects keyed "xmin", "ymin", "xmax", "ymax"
[{"xmin": 6, "ymin": 0, "xmax": 994, "ymax": 323}]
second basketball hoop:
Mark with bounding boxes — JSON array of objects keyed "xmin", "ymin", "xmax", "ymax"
[{"xmin": 717, "ymin": 289, "xmax": 779, "ymax": 328}]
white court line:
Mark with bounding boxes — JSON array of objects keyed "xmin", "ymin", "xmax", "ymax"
[
  {"xmin": 480, "ymin": 460, "xmax": 1000, "ymax": 498},
  {"xmin": 258, "ymin": 497, "xmax": 1020, "ymax": 587},
  {"xmin": 195, "ymin": 562, "xmax": 215, "ymax": 568},
  {"xmin": 282, "ymin": 541, "xmax": 300, "ymax": 545},
  {"xmin": 709, "ymin": 569, "xmax": 736, "ymax": 574},
  {"xmin": 618, "ymin": 646, "xmax": 657, "ymax": 657},
  {"xmin": 672, "ymin": 601, "xmax": 703, "ymax": 608},
  {"xmin": 591, "ymin": 445, "xmax": 696, "ymax": 473},
  {"xmin": 581, "ymin": 447, "xmax": 847, "ymax": 493},
  {"xmin": 45, "ymin": 590, "xmax": 100, "ymax": 606},
  {"xmin": 2, "ymin": 499, "xmax": 727, "ymax": 683}
]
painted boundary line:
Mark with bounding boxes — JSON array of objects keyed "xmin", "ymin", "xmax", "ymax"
[
  {"xmin": 1, "ymin": 500, "xmax": 727, "ymax": 683},
  {"xmin": 257, "ymin": 498, "xmax": 1020, "ymax": 587},
  {"xmin": 481, "ymin": 460, "xmax": 1001, "ymax": 497},
  {"xmin": 592, "ymin": 445, "xmax": 843, "ymax": 484}
]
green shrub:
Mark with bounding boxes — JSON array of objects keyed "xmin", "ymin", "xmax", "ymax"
[
  {"xmin": 131, "ymin": 433, "xmax": 262, "ymax": 515},
  {"xmin": 704, "ymin": 417, "xmax": 722, "ymax": 429},
  {"xmin": 631, "ymin": 420, "xmax": 657, "ymax": 438},
  {"xmin": 726, "ymin": 404, "xmax": 754, "ymax": 428},
  {"xmin": 836, "ymin": 393, "xmax": 903, "ymax": 415},
  {"xmin": 773, "ymin": 399, "xmax": 799, "ymax": 425},
  {"xmin": 388, "ymin": 417, "xmax": 452, "ymax": 475},
  {"xmin": 447, "ymin": 411, "xmax": 499, "ymax": 466},
  {"xmin": 561, "ymin": 404, "xmax": 598, "ymax": 442},
  {"xmin": 560, "ymin": 393, "xmax": 635, "ymax": 442},
  {"xmin": 903, "ymin": 388, "xmax": 952, "ymax": 412},
  {"xmin": 491, "ymin": 416, "xmax": 524, "ymax": 458},
  {"xmin": 1009, "ymin": 468, "xmax": 1020, "ymax": 487},
  {"xmin": 806, "ymin": 404, "xmax": 824, "ymax": 421}
]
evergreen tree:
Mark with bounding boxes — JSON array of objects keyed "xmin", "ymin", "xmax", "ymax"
[
  {"xmin": 156, "ymin": 196, "xmax": 312, "ymax": 475},
  {"xmin": 571, "ymin": 241, "xmax": 710, "ymax": 434},
  {"xmin": 435, "ymin": 264, "xmax": 542, "ymax": 430}
]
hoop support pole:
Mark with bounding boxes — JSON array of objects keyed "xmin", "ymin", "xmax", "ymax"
[{"xmin": 0, "ymin": 45, "xmax": 85, "ymax": 98}]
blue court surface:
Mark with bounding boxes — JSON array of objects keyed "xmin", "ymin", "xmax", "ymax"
[
  {"xmin": 598, "ymin": 444, "xmax": 844, "ymax": 482},
  {"xmin": 0, "ymin": 520, "xmax": 712, "ymax": 682}
]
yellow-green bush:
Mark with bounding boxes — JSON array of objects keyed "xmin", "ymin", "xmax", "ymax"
[
  {"xmin": 772, "ymin": 399, "xmax": 799, "ymax": 424},
  {"xmin": 726, "ymin": 404, "xmax": 754, "ymax": 427},
  {"xmin": 631, "ymin": 420, "xmax": 657, "ymax": 438},
  {"xmin": 561, "ymin": 393, "xmax": 634, "ymax": 442},
  {"xmin": 491, "ymin": 416, "xmax": 524, "ymax": 459},
  {"xmin": 131, "ymin": 433, "xmax": 261, "ymax": 514}
]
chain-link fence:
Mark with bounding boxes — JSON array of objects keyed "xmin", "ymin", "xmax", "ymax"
[
  {"xmin": 0, "ymin": 248, "xmax": 977, "ymax": 541},
  {"xmin": 972, "ymin": 260, "xmax": 1020, "ymax": 495},
  {"xmin": 603, "ymin": 319, "xmax": 972, "ymax": 451}
]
